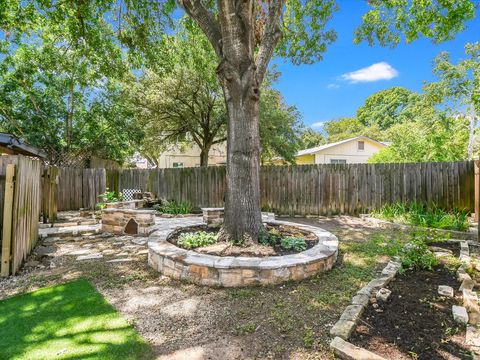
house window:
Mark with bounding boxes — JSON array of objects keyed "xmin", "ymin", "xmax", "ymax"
[
  {"xmin": 172, "ymin": 162, "xmax": 184, "ymax": 168},
  {"xmin": 358, "ymin": 141, "xmax": 365, "ymax": 151},
  {"xmin": 330, "ymin": 159, "xmax": 347, "ymax": 164}
]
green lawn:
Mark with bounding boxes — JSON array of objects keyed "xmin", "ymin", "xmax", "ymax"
[{"xmin": 0, "ymin": 279, "xmax": 153, "ymax": 360}]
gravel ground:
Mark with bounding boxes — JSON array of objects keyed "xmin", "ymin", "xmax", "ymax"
[{"xmin": 0, "ymin": 215, "xmax": 402, "ymax": 360}]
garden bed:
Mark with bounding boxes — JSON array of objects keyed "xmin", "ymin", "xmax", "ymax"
[
  {"xmin": 350, "ymin": 242, "xmax": 470, "ymax": 359},
  {"xmin": 148, "ymin": 219, "xmax": 338, "ymax": 287},
  {"xmin": 167, "ymin": 223, "xmax": 318, "ymax": 257}
]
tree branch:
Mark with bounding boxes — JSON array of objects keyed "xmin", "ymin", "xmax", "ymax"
[
  {"xmin": 177, "ymin": 0, "xmax": 223, "ymax": 58},
  {"xmin": 255, "ymin": 1, "xmax": 284, "ymax": 85}
]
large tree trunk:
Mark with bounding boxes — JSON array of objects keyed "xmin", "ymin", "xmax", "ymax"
[
  {"xmin": 218, "ymin": 72, "xmax": 264, "ymax": 244},
  {"xmin": 180, "ymin": 0, "xmax": 282, "ymax": 244},
  {"xmin": 199, "ymin": 143, "xmax": 211, "ymax": 167}
]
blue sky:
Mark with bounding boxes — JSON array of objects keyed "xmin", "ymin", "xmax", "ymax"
[{"xmin": 273, "ymin": 1, "xmax": 480, "ymax": 129}]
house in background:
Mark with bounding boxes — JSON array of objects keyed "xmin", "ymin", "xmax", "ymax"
[
  {"xmin": 158, "ymin": 143, "xmax": 226, "ymax": 168},
  {"xmin": 273, "ymin": 136, "xmax": 387, "ymax": 165}
]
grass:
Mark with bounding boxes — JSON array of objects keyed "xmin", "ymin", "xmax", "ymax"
[
  {"xmin": 371, "ymin": 202, "xmax": 470, "ymax": 231},
  {"xmin": 0, "ymin": 279, "xmax": 153, "ymax": 360}
]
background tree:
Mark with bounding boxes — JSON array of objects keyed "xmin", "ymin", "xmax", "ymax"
[
  {"xmin": 0, "ymin": 0, "xmax": 143, "ymax": 165},
  {"xmin": 299, "ymin": 128, "xmax": 325, "ymax": 149},
  {"xmin": 356, "ymin": 87, "xmax": 433, "ymax": 130},
  {"xmin": 128, "ymin": 22, "xmax": 302, "ymax": 167},
  {"xmin": 424, "ymin": 42, "xmax": 480, "ymax": 159},
  {"xmin": 259, "ymin": 87, "xmax": 303, "ymax": 164},
  {"xmin": 369, "ymin": 114, "xmax": 469, "ymax": 163}
]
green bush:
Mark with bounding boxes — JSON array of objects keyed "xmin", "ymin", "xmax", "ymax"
[
  {"xmin": 398, "ymin": 232, "xmax": 439, "ymax": 271},
  {"xmin": 372, "ymin": 202, "xmax": 469, "ymax": 231},
  {"xmin": 96, "ymin": 188, "xmax": 124, "ymax": 209},
  {"xmin": 280, "ymin": 237, "xmax": 307, "ymax": 252},
  {"xmin": 154, "ymin": 200, "xmax": 192, "ymax": 215},
  {"xmin": 259, "ymin": 228, "xmax": 281, "ymax": 246},
  {"xmin": 177, "ymin": 231, "xmax": 217, "ymax": 249}
]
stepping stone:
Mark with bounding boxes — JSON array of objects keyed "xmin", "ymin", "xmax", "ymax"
[
  {"xmin": 106, "ymin": 258, "xmax": 133, "ymax": 263},
  {"xmin": 376, "ymin": 288, "xmax": 392, "ymax": 302},
  {"xmin": 132, "ymin": 238, "xmax": 147, "ymax": 245},
  {"xmin": 35, "ymin": 245, "xmax": 55, "ymax": 256},
  {"xmin": 69, "ymin": 249, "xmax": 92, "ymax": 256},
  {"xmin": 453, "ymin": 305, "xmax": 469, "ymax": 324},
  {"xmin": 102, "ymin": 249, "xmax": 117, "ymax": 255},
  {"xmin": 438, "ymin": 285, "xmax": 454, "ymax": 298},
  {"xmin": 76, "ymin": 253, "xmax": 103, "ymax": 261}
]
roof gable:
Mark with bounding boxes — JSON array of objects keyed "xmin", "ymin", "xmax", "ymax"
[{"xmin": 297, "ymin": 136, "xmax": 386, "ymax": 157}]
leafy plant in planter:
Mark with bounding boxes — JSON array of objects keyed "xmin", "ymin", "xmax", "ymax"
[
  {"xmin": 154, "ymin": 200, "xmax": 192, "ymax": 215},
  {"xmin": 96, "ymin": 188, "xmax": 124, "ymax": 209},
  {"xmin": 280, "ymin": 237, "xmax": 307, "ymax": 252},
  {"xmin": 177, "ymin": 231, "xmax": 217, "ymax": 249}
]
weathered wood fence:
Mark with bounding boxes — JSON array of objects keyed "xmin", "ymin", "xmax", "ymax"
[
  {"xmin": 0, "ymin": 159, "xmax": 470, "ymax": 213},
  {"xmin": 54, "ymin": 161, "xmax": 475, "ymax": 215},
  {"xmin": 56, "ymin": 167, "xmax": 106, "ymax": 211},
  {"xmin": 1, "ymin": 156, "xmax": 42, "ymax": 276}
]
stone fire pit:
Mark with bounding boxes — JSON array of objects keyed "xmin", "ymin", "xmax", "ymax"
[{"xmin": 147, "ymin": 217, "xmax": 338, "ymax": 287}]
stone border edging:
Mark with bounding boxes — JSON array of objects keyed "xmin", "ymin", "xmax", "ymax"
[
  {"xmin": 330, "ymin": 240, "xmax": 471, "ymax": 359},
  {"xmin": 360, "ymin": 215, "xmax": 477, "ymax": 241},
  {"xmin": 329, "ymin": 259, "xmax": 401, "ymax": 340},
  {"xmin": 147, "ymin": 219, "xmax": 338, "ymax": 287}
]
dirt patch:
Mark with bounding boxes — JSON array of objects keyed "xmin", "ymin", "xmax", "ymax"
[
  {"xmin": 350, "ymin": 250, "xmax": 471, "ymax": 359},
  {"xmin": 167, "ymin": 223, "xmax": 318, "ymax": 257}
]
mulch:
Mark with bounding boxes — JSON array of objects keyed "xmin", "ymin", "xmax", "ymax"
[
  {"xmin": 350, "ymin": 243, "xmax": 471, "ymax": 360},
  {"xmin": 167, "ymin": 223, "xmax": 318, "ymax": 257}
]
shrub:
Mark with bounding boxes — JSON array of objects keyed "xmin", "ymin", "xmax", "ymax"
[
  {"xmin": 372, "ymin": 202, "xmax": 470, "ymax": 231},
  {"xmin": 280, "ymin": 237, "xmax": 307, "ymax": 252},
  {"xmin": 259, "ymin": 228, "xmax": 281, "ymax": 246},
  {"xmin": 177, "ymin": 231, "xmax": 217, "ymax": 249},
  {"xmin": 155, "ymin": 200, "xmax": 192, "ymax": 215},
  {"xmin": 96, "ymin": 188, "xmax": 124, "ymax": 209},
  {"xmin": 392, "ymin": 232, "xmax": 439, "ymax": 273}
]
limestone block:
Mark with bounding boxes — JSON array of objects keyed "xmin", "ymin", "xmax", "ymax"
[
  {"xmin": 330, "ymin": 320, "xmax": 356, "ymax": 340},
  {"xmin": 330, "ymin": 337, "xmax": 387, "ymax": 360},
  {"xmin": 453, "ymin": 305, "xmax": 469, "ymax": 324},
  {"xmin": 438, "ymin": 285, "xmax": 454, "ymax": 298}
]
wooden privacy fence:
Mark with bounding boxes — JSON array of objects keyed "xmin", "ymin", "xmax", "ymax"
[
  {"xmin": 1, "ymin": 156, "xmax": 42, "ymax": 276},
  {"xmin": 54, "ymin": 161, "xmax": 475, "ymax": 215},
  {"xmin": 56, "ymin": 167, "xmax": 106, "ymax": 210},
  {"xmin": 95, "ymin": 161, "xmax": 474, "ymax": 215}
]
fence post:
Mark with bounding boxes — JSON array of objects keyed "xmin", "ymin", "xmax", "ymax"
[{"xmin": 1, "ymin": 164, "xmax": 15, "ymax": 277}]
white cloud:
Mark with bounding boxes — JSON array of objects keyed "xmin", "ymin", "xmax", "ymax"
[
  {"xmin": 310, "ymin": 121, "xmax": 325, "ymax": 128},
  {"xmin": 327, "ymin": 83, "xmax": 340, "ymax": 89},
  {"xmin": 341, "ymin": 62, "xmax": 398, "ymax": 83}
]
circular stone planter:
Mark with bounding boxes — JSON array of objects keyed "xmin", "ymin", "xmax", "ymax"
[{"xmin": 147, "ymin": 219, "xmax": 338, "ymax": 287}]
